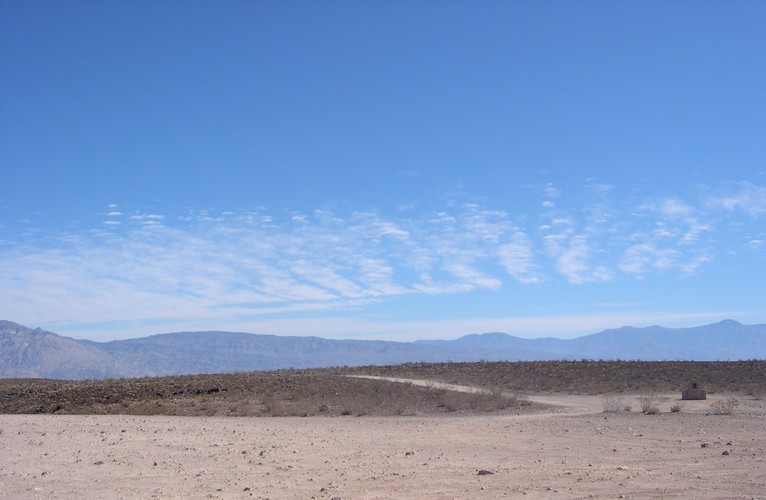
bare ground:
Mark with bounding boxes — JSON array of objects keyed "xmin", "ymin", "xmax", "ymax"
[{"xmin": 2, "ymin": 387, "xmax": 764, "ymax": 499}]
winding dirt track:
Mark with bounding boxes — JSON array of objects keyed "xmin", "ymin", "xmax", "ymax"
[
  {"xmin": 2, "ymin": 379, "xmax": 765, "ymax": 499},
  {"xmin": 347, "ymin": 374, "xmax": 603, "ymax": 414}
]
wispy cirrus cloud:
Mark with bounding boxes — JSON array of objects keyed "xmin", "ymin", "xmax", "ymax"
[
  {"xmin": 619, "ymin": 243, "xmax": 680, "ymax": 275},
  {"xmin": 543, "ymin": 231, "xmax": 612, "ymax": 284},
  {"xmin": 2, "ymin": 204, "xmax": 523, "ymax": 327},
  {"xmin": 706, "ymin": 181, "xmax": 766, "ymax": 216},
  {"xmin": 497, "ymin": 232, "xmax": 543, "ymax": 284},
  {"xmin": 1, "ymin": 180, "xmax": 763, "ymax": 337}
]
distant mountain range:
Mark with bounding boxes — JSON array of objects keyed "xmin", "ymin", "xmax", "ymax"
[{"xmin": 1, "ymin": 319, "xmax": 765, "ymax": 380}]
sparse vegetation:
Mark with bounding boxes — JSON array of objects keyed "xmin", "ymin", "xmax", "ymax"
[
  {"xmin": 711, "ymin": 397, "xmax": 740, "ymax": 415},
  {"xmin": 0, "ymin": 370, "xmax": 530, "ymax": 417},
  {"xmin": 601, "ymin": 394, "xmax": 624, "ymax": 413},
  {"xmin": 343, "ymin": 360, "xmax": 766, "ymax": 395},
  {"xmin": 1, "ymin": 361, "xmax": 763, "ymax": 417},
  {"xmin": 638, "ymin": 394, "xmax": 659, "ymax": 414},
  {"xmin": 474, "ymin": 387, "xmax": 527, "ymax": 411},
  {"xmin": 670, "ymin": 402, "xmax": 685, "ymax": 413}
]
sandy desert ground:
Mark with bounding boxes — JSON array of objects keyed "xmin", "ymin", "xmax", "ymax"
[{"xmin": 1, "ymin": 388, "xmax": 765, "ymax": 499}]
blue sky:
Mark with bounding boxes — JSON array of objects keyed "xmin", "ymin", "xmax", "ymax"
[{"xmin": 1, "ymin": 2, "xmax": 765, "ymax": 342}]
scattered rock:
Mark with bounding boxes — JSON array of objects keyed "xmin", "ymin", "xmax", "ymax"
[
  {"xmin": 722, "ymin": 450, "xmax": 730, "ymax": 456},
  {"xmin": 93, "ymin": 461, "xmax": 104, "ymax": 465},
  {"xmin": 701, "ymin": 443, "xmax": 709, "ymax": 448},
  {"xmin": 477, "ymin": 469, "xmax": 494, "ymax": 475},
  {"xmin": 405, "ymin": 451, "xmax": 414, "ymax": 456}
]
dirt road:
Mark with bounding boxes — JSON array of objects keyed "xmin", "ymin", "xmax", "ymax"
[{"xmin": 348, "ymin": 374, "xmax": 623, "ymax": 414}]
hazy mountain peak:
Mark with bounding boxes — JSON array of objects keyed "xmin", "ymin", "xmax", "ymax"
[{"xmin": 2, "ymin": 319, "xmax": 765, "ymax": 379}]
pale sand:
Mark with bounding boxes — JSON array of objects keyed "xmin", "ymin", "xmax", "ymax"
[{"xmin": 1, "ymin": 393, "xmax": 764, "ymax": 499}]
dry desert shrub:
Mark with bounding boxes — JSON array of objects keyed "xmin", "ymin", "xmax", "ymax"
[
  {"xmin": 476, "ymin": 387, "xmax": 525, "ymax": 411},
  {"xmin": 436, "ymin": 390, "xmax": 462, "ymax": 412},
  {"xmin": 260, "ymin": 392, "xmax": 287, "ymax": 416},
  {"xmin": 394, "ymin": 393, "xmax": 422, "ymax": 416},
  {"xmin": 670, "ymin": 402, "xmax": 685, "ymax": 413},
  {"xmin": 710, "ymin": 397, "xmax": 739, "ymax": 415},
  {"xmin": 746, "ymin": 384, "xmax": 763, "ymax": 400},
  {"xmin": 130, "ymin": 401, "xmax": 165, "ymax": 415},
  {"xmin": 601, "ymin": 394, "xmax": 624, "ymax": 413},
  {"xmin": 638, "ymin": 394, "xmax": 659, "ymax": 414}
]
